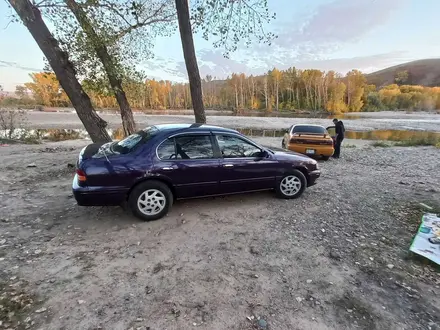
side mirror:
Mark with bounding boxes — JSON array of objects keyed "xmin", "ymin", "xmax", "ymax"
[{"xmin": 255, "ymin": 150, "xmax": 269, "ymax": 159}]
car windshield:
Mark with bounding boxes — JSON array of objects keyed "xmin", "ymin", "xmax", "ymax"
[
  {"xmin": 292, "ymin": 125, "xmax": 326, "ymax": 134},
  {"xmin": 111, "ymin": 126, "xmax": 159, "ymax": 154}
]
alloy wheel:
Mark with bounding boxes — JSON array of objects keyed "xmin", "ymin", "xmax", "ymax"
[
  {"xmin": 137, "ymin": 189, "xmax": 166, "ymax": 216},
  {"xmin": 280, "ymin": 175, "xmax": 302, "ymax": 196}
]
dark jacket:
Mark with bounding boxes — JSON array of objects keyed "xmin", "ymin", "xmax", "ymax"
[{"xmin": 335, "ymin": 120, "xmax": 345, "ymax": 139}]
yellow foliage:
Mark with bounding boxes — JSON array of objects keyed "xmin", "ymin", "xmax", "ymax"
[
  {"xmin": 25, "ymin": 72, "xmax": 69, "ymax": 107},
  {"xmin": 21, "ymin": 69, "xmax": 440, "ymax": 113}
]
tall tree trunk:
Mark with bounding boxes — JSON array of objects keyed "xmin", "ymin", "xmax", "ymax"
[
  {"xmin": 175, "ymin": 0, "xmax": 206, "ymax": 123},
  {"xmin": 65, "ymin": 0, "xmax": 136, "ymax": 137},
  {"xmin": 234, "ymin": 83, "xmax": 239, "ymax": 109},
  {"xmin": 264, "ymin": 76, "xmax": 268, "ymax": 110},
  {"xmin": 240, "ymin": 76, "xmax": 244, "ymax": 108},
  {"xmin": 9, "ymin": 0, "xmax": 110, "ymax": 143}
]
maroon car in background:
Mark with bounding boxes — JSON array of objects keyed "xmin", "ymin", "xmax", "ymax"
[{"xmin": 73, "ymin": 124, "xmax": 321, "ymax": 220}]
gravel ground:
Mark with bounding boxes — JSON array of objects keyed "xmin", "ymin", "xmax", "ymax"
[
  {"xmin": 0, "ymin": 138, "xmax": 439, "ymax": 330},
  {"xmin": 22, "ymin": 111, "xmax": 440, "ymax": 132}
]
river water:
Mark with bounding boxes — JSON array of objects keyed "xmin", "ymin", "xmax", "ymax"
[{"xmin": 1, "ymin": 110, "xmax": 439, "ymax": 143}]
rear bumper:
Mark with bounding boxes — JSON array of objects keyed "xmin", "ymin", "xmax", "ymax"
[
  {"xmin": 288, "ymin": 144, "xmax": 334, "ymax": 157},
  {"xmin": 72, "ymin": 174, "xmax": 127, "ymax": 206},
  {"xmin": 308, "ymin": 170, "xmax": 321, "ymax": 187}
]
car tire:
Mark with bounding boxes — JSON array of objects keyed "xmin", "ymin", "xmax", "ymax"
[
  {"xmin": 322, "ymin": 156, "xmax": 330, "ymax": 161},
  {"xmin": 281, "ymin": 139, "xmax": 286, "ymax": 149},
  {"xmin": 276, "ymin": 170, "xmax": 307, "ymax": 199},
  {"xmin": 128, "ymin": 180, "xmax": 173, "ymax": 221}
]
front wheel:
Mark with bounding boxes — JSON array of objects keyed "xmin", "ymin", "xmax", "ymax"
[
  {"xmin": 275, "ymin": 170, "xmax": 307, "ymax": 199},
  {"xmin": 128, "ymin": 180, "xmax": 173, "ymax": 221}
]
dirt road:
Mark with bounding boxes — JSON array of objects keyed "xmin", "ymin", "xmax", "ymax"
[
  {"xmin": 23, "ymin": 111, "xmax": 440, "ymax": 132},
  {"xmin": 0, "ymin": 138, "xmax": 439, "ymax": 330}
]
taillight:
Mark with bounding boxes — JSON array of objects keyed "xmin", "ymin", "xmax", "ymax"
[
  {"xmin": 290, "ymin": 138, "xmax": 302, "ymax": 144},
  {"xmin": 76, "ymin": 169, "xmax": 87, "ymax": 182}
]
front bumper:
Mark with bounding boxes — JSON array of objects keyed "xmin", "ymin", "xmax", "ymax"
[{"xmin": 308, "ymin": 170, "xmax": 321, "ymax": 186}]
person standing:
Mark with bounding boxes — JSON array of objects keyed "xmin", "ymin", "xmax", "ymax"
[{"xmin": 332, "ymin": 118, "xmax": 345, "ymax": 158}]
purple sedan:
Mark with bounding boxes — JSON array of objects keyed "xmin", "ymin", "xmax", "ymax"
[{"xmin": 73, "ymin": 124, "xmax": 320, "ymax": 220}]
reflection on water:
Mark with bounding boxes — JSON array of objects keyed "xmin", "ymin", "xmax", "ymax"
[
  {"xmin": 1, "ymin": 127, "xmax": 439, "ymax": 144},
  {"xmin": 234, "ymin": 111, "xmax": 361, "ymax": 119},
  {"xmin": 345, "ymin": 130, "xmax": 440, "ymax": 142},
  {"xmin": 0, "ymin": 128, "xmax": 124, "ymax": 141}
]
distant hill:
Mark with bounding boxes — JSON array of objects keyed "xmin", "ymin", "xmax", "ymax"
[{"xmin": 366, "ymin": 59, "xmax": 440, "ymax": 87}]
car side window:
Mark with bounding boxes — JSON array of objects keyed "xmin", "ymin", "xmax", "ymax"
[
  {"xmin": 216, "ymin": 135, "xmax": 261, "ymax": 158},
  {"xmin": 157, "ymin": 138, "xmax": 176, "ymax": 160},
  {"xmin": 326, "ymin": 126, "xmax": 336, "ymax": 136},
  {"xmin": 174, "ymin": 135, "xmax": 214, "ymax": 159}
]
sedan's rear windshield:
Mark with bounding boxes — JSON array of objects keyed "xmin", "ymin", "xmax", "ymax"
[
  {"xmin": 111, "ymin": 126, "xmax": 159, "ymax": 154},
  {"xmin": 292, "ymin": 125, "xmax": 326, "ymax": 134}
]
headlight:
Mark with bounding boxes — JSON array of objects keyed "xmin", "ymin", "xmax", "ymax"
[{"xmin": 309, "ymin": 160, "xmax": 318, "ymax": 170}]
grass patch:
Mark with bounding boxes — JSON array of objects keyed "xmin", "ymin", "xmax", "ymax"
[
  {"xmin": 395, "ymin": 135, "xmax": 440, "ymax": 147},
  {"xmin": 0, "ymin": 281, "xmax": 36, "ymax": 327},
  {"xmin": 435, "ymin": 142, "xmax": 440, "ymax": 149},
  {"xmin": 371, "ymin": 141, "xmax": 391, "ymax": 147},
  {"xmin": 344, "ymin": 144, "xmax": 357, "ymax": 148}
]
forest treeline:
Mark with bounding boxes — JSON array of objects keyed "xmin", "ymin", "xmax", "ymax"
[{"xmin": 2, "ymin": 68, "xmax": 440, "ymax": 113}]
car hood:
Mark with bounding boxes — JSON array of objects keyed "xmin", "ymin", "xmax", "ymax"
[{"xmin": 270, "ymin": 150, "xmax": 317, "ymax": 166}]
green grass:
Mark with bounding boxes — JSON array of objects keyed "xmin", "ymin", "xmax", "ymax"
[
  {"xmin": 395, "ymin": 136, "xmax": 440, "ymax": 147},
  {"xmin": 371, "ymin": 141, "xmax": 391, "ymax": 147},
  {"xmin": 344, "ymin": 144, "xmax": 357, "ymax": 148}
]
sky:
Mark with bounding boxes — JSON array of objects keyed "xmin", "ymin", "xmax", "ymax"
[{"xmin": 1, "ymin": 0, "xmax": 440, "ymax": 91}]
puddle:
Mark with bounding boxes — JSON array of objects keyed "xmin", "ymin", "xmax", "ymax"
[
  {"xmin": 0, "ymin": 128, "xmax": 125, "ymax": 142},
  {"xmin": 1, "ymin": 127, "xmax": 439, "ymax": 144}
]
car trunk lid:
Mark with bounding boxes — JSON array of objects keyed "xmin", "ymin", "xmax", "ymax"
[{"xmin": 290, "ymin": 133, "xmax": 333, "ymax": 145}]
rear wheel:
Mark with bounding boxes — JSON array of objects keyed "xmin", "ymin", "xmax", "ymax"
[
  {"xmin": 281, "ymin": 139, "xmax": 286, "ymax": 149},
  {"xmin": 275, "ymin": 170, "xmax": 307, "ymax": 199},
  {"xmin": 128, "ymin": 181, "xmax": 173, "ymax": 221},
  {"xmin": 322, "ymin": 156, "xmax": 330, "ymax": 161}
]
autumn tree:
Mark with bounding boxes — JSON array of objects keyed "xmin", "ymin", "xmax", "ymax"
[
  {"xmin": 395, "ymin": 70, "xmax": 409, "ymax": 85},
  {"xmin": 175, "ymin": 0, "xmax": 205, "ymax": 123},
  {"xmin": 15, "ymin": 85, "xmax": 28, "ymax": 98},
  {"xmin": 346, "ymin": 70, "xmax": 366, "ymax": 112},
  {"xmin": 24, "ymin": 72, "xmax": 70, "ymax": 106},
  {"xmin": 21, "ymin": 64, "xmax": 440, "ymax": 114},
  {"xmin": 270, "ymin": 68, "xmax": 282, "ymax": 111},
  {"xmin": 64, "ymin": 0, "xmax": 136, "ymax": 136},
  {"xmin": 173, "ymin": 0, "xmax": 277, "ymax": 123},
  {"xmin": 38, "ymin": 0, "xmax": 175, "ymax": 136},
  {"xmin": 326, "ymin": 80, "xmax": 347, "ymax": 114},
  {"xmin": 7, "ymin": 0, "xmax": 111, "ymax": 142}
]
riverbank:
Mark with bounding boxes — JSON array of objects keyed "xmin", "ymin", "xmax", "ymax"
[
  {"xmin": 0, "ymin": 139, "xmax": 439, "ymax": 329},
  {"xmin": 20, "ymin": 111, "xmax": 440, "ymax": 133}
]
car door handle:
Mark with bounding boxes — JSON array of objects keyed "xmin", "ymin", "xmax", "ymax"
[
  {"xmin": 223, "ymin": 164, "xmax": 234, "ymax": 168},
  {"xmin": 162, "ymin": 167, "xmax": 175, "ymax": 171}
]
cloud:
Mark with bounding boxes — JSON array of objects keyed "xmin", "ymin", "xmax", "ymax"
[
  {"xmin": 148, "ymin": 50, "xmax": 412, "ymax": 83},
  {"xmin": 0, "ymin": 60, "xmax": 41, "ymax": 72},
  {"xmin": 275, "ymin": 0, "xmax": 404, "ymax": 47},
  {"xmin": 144, "ymin": 0, "xmax": 411, "ymax": 81}
]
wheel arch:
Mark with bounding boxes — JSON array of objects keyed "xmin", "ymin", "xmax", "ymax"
[
  {"xmin": 127, "ymin": 177, "xmax": 176, "ymax": 200},
  {"xmin": 292, "ymin": 166, "xmax": 310, "ymax": 186}
]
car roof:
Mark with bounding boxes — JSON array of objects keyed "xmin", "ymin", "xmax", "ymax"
[
  {"xmin": 292, "ymin": 124, "xmax": 326, "ymax": 128},
  {"xmin": 152, "ymin": 123, "xmax": 238, "ymax": 134}
]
